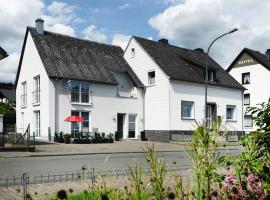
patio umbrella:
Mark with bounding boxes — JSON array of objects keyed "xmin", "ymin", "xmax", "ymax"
[{"xmin": 64, "ymin": 115, "xmax": 85, "ymax": 122}]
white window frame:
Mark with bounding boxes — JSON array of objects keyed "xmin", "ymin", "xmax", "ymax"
[
  {"xmin": 128, "ymin": 114, "xmax": 136, "ymax": 139},
  {"xmin": 33, "ymin": 75, "xmax": 40, "ymax": 104},
  {"xmin": 131, "ymin": 48, "xmax": 135, "ymax": 58},
  {"xmin": 71, "ymin": 111, "xmax": 90, "ymax": 136},
  {"xmin": 21, "ymin": 82, "xmax": 27, "ymax": 107},
  {"xmin": 34, "ymin": 110, "xmax": 40, "ymax": 137},
  {"xmin": 71, "ymin": 81, "xmax": 90, "ymax": 104},
  {"xmin": 242, "ymin": 72, "xmax": 250, "ymax": 84},
  {"xmin": 226, "ymin": 105, "xmax": 236, "ymax": 121},
  {"xmin": 148, "ymin": 70, "xmax": 155, "ymax": 86},
  {"xmin": 244, "ymin": 115, "xmax": 253, "ymax": 128},
  {"xmin": 244, "ymin": 93, "xmax": 250, "ymax": 105},
  {"xmin": 181, "ymin": 101, "xmax": 194, "ymax": 119}
]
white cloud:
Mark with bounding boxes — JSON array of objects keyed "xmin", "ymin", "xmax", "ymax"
[
  {"xmin": 82, "ymin": 25, "xmax": 107, "ymax": 43},
  {"xmin": 0, "ymin": 53, "xmax": 20, "ymax": 82},
  {"xmin": 118, "ymin": 3, "xmax": 130, "ymax": 10},
  {"xmin": 47, "ymin": 23, "xmax": 76, "ymax": 36},
  {"xmin": 112, "ymin": 34, "xmax": 131, "ymax": 50},
  {"xmin": 149, "ymin": 0, "xmax": 270, "ymax": 68}
]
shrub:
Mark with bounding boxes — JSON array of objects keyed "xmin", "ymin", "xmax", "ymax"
[{"xmin": 57, "ymin": 190, "xmax": 67, "ymax": 200}]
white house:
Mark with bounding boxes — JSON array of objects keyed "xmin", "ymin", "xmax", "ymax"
[
  {"xmin": 228, "ymin": 48, "xmax": 270, "ymax": 133},
  {"xmin": 124, "ymin": 37, "xmax": 245, "ymax": 142},
  {"xmin": 15, "ymin": 19, "xmax": 144, "ymax": 141}
]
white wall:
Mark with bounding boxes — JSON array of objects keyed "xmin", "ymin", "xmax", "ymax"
[
  {"xmin": 54, "ymin": 80, "xmax": 144, "ymax": 139},
  {"xmin": 169, "ymin": 80, "xmax": 243, "ymax": 131},
  {"xmin": 16, "ymin": 33, "xmax": 51, "ymax": 140},
  {"xmin": 124, "ymin": 38, "xmax": 170, "ymax": 130},
  {"xmin": 229, "ymin": 63, "xmax": 270, "ymax": 132}
]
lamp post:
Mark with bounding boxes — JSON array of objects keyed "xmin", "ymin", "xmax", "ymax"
[{"xmin": 204, "ymin": 28, "xmax": 238, "ymax": 125}]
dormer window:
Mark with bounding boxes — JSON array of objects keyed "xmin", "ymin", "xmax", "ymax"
[
  {"xmin": 131, "ymin": 48, "xmax": 135, "ymax": 58},
  {"xmin": 207, "ymin": 70, "xmax": 216, "ymax": 82},
  {"xmin": 148, "ymin": 71, "xmax": 155, "ymax": 85},
  {"xmin": 242, "ymin": 72, "xmax": 250, "ymax": 84}
]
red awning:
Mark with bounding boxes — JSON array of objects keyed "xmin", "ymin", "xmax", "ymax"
[{"xmin": 64, "ymin": 115, "xmax": 85, "ymax": 122}]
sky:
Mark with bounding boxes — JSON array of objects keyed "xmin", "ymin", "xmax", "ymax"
[{"xmin": 1, "ymin": 0, "xmax": 270, "ymax": 83}]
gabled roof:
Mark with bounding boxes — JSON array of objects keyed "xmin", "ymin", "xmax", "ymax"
[
  {"xmin": 133, "ymin": 36, "xmax": 244, "ymax": 90},
  {"xmin": 0, "ymin": 46, "xmax": 8, "ymax": 60},
  {"xmin": 15, "ymin": 27, "xmax": 143, "ymax": 88},
  {"xmin": 0, "ymin": 89, "xmax": 16, "ymax": 102},
  {"xmin": 227, "ymin": 48, "xmax": 270, "ymax": 72}
]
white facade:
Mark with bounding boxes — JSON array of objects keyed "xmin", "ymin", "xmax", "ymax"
[
  {"xmin": 229, "ymin": 55, "xmax": 270, "ymax": 132},
  {"xmin": 124, "ymin": 37, "xmax": 244, "ymax": 134},
  {"xmin": 16, "ymin": 32, "xmax": 144, "ymax": 140}
]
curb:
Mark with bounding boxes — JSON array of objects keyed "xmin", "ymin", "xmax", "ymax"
[{"xmin": 1, "ymin": 148, "xmax": 240, "ymax": 158}]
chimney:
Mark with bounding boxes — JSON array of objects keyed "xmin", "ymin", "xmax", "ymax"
[
  {"xmin": 35, "ymin": 18, "xmax": 44, "ymax": 34},
  {"xmin": 194, "ymin": 48, "xmax": 204, "ymax": 53},
  {"xmin": 265, "ymin": 49, "xmax": 270, "ymax": 61},
  {"xmin": 158, "ymin": 38, "xmax": 169, "ymax": 44}
]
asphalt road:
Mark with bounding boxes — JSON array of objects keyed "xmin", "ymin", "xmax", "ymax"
[{"xmin": 0, "ymin": 149, "xmax": 240, "ymax": 178}]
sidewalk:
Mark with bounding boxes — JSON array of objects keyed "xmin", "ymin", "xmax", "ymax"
[{"xmin": 0, "ymin": 141, "xmax": 240, "ymax": 158}]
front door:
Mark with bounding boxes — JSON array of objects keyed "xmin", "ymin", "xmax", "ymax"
[
  {"xmin": 117, "ymin": 114, "xmax": 124, "ymax": 140},
  {"xmin": 206, "ymin": 103, "xmax": 217, "ymax": 122}
]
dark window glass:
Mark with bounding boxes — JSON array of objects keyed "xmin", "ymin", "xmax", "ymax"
[
  {"xmin": 148, "ymin": 71, "xmax": 155, "ymax": 85},
  {"xmin": 242, "ymin": 73, "xmax": 250, "ymax": 84},
  {"xmin": 244, "ymin": 94, "xmax": 250, "ymax": 105}
]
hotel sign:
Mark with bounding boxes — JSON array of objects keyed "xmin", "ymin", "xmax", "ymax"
[{"xmin": 234, "ymin": 53, "xmax": 258, "ymax": 68}]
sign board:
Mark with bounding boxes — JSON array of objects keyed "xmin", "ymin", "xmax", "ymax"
[{"xmin": 233, "ymin": 53, "xmax": 258, "ymax": 68}]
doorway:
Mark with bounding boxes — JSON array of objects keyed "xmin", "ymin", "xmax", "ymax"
[{"xmin": 117, "ymin": 113, "xmax": 125, "ymax": 140}]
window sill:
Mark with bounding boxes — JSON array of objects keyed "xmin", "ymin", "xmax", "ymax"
[
  {"xmin": 117, "ymin": 95, "xmax": 137, "ymax": 99},
  {"xmin": 226, "ymin": 119, "xmax": 237, "ymax": 122},
  {"xmin": 20, "ymin": 105, "xmax": 27, "ymax": 109},
  {"xmin": 244, "ymin": 104, "xmax": 250, "ymax": 106},
  {"xmin": 244, "ymin": 126, "xmax": 253, "ymax": 129},
  {"xmin": 71, "ymin": 102, "xmax": 92, "ymax": 106},
  {"xmin": 147, "ymin": 84, "xmax": 156, "ymax": 87},
  {"xmin": 33, "ymin": 103, "xmax": 40, "ymax": 106},
  {"xmin": 181, "ymin": 117, "xmax": 195, "ymax": 120}
]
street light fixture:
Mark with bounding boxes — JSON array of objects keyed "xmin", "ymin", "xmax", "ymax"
[{"xmin": 204, "ymin": 28, "xmax": 238, "ymax": 125}]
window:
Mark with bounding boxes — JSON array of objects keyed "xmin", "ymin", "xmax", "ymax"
[
  {"xmin": 244, "ymin": 115, "xmax": 253, "ymax": 127},
  {"xmin": 128, "ymin": 114, "xmax": 136, "ymax": 138},
  {"xmin": 148, "ymin": 71, "xmax": 155, "ymax": 85},
  {"xmin": 71, "ymin": 111, "xmax": 90, "ymax": 137},
  {"xmin": 131, "ymin": 48, "xmax": 135, "ymax": 58},
  {"xmin": 242, "ymin": 72, "xmax": 250, "ymax": 84},
  {"xmin": 71, "ymin": 82, "xmax": 90, "ymax": 103},
  {"xmin": 208, "ymin": 70, "xmax": 216, "ymax": 82},
  {"xmin": 244, "ymin": 93, "xmax": 250, "ymax": 105},
  {"xmin": 226, "ymin": 105, "xmax": 236, "ymax": 121},
  {"xmin": 33, "ymin": 76, "xmax": 40, "ymax": 104},
  {"xmin": 21, "ymin": 82, "xmax": 27, "ymax": 107},
  {"xmin": 181, "ymin": 101, "xmax": 194, "ymax": 118},
  {"xmin": 34, "ymin": 110, "xmax": 40, "ymax": 137}
]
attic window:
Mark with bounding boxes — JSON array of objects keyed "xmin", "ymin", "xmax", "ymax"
[
  {"xmin": 148, "ymin": 71, "xmax": 155, "ymax": 85},
  {"xmin": 242, "ymin": 72, "xmax": 250, "ymax": 84},
  {"xmin": 207, "ymin": 70, "xmax": 216, "ymax": 82},
  {"xmin": 131, "ymin": 48, "xmax": 135, "ymax": 58}
]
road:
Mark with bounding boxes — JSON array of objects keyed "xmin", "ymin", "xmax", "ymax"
[{"xmin": 0, "ymin": 148, "xmax": 240, "ymax": 178}]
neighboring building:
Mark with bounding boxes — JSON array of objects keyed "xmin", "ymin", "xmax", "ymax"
[
  {"xmin": 124, "ymin": 37, "xmax": 244, "ymax": 142},
  {"xmin": 0, "ymin": 88, "xmax": 16, "ymax": 103},
  {"xmin": 0, "ymin": 46, "xmax": 8, "ymax": 60},
  {"xmin": 227, "ymin": 48, "xmax": 270, "ymax": 133},
  {"xmin": 15, "ymin": 19, "xmax": 144, "ymax": 141}
]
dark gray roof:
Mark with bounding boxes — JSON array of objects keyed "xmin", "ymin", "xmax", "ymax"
[
  {"xmin": 15, "ymin": 27, "xmax": 143, "ymax": 87},
  {"xmin": 227, "ymin": 48, "xmax": 270, "ymax": 71},
  {"xmin": 0, "ymin": 89, "xmax": 16, "ymax": 102},
  {"xmin": 133, "ymin": 36, "xmax": 244, "ymax": 90},
  {"xmin": 0, "ymin": 46, "xmax": 8, "ymax": 60}
]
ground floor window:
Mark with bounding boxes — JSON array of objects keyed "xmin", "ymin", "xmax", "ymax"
[
  {"xmin": 128, "ymin": 114, "xmax": 136, "ymax": 138},
  {"xmin": 226, "ymin": 105, "xmax": 236, "ymax": 121},
  {"xmin": 34, "ymin": 110, "xmax": 40, "ymax": 137},
  {"xmin": 244, "ymin": 115, "xmax": 253, "ymax": 128},
  {"xmin": 181, "ymin": 101, "xmax": 194, "ymax": 118},
  {"xmin": 71, "ymin": 111, "xmax": 89, "ymax": 137}
]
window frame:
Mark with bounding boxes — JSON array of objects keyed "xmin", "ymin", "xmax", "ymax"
[
  {"xmin": 244, "ymin": 115, "xmax": 253, "ymax": 128},
  {"xmin": 34, "ymin": 110, "xmax": 41, "ymax": 137},
  {"xmin": 242, "ymin": 72, "xmax": 250, "ymax": 85},
  {"xmin": 244, "ymin": 93, "xmax": 250, "ymax": 105},
  {"xmin": 70, "ymin": 81, "xmax": 90, "ymax": 104},
  {"xmin": 33, "ymin": 75, "xmax": 40, "ymax": 105},
  {"xmin": 207, "ymin": 70, "xmax": 216, "ymax": 82},
  {"xmin": 226, "ymin": 105, "xmax": 236, "ymax": 121},
  {"xmin": 148, "ymin": 70, "xmax": 155, "ymax": 86},
  {"xmin": 128, "ymin": 114, "xmax": 136, "ymax": 138},
  {"xmin": 21, "ymin": 81, "xmax": 27, "ymax": 108},
  {"xmin": 181, "ymin": 101, "xmax": 195, "ymax": 119},
  {"xmin": 131, "ymin": 48, "xmax": 135, "ymax": 58},
  {"xmin": 71, "ymin": 111, "xmax": 90, "ymax": 136}
]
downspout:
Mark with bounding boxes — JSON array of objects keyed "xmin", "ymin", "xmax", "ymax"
[{"xmin": 241, "ymin": 90, "xmax": 244, "ymax": 135}]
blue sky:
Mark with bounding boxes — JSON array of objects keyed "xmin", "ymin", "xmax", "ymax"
[{"xmin": 1, "ymin": 0, "xmax": 270, "ymax": 82}]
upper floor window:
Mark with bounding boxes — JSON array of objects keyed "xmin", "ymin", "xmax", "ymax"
[
  {"xmin": 71, "ymin": 81, "xmax": 90, "ymax": 103},
  {"xmin": 207, "ymin": 70, "xmax": 216, "ymax": 82},
  {"xmin": 148, "ymin": 71, "xmax": 155, "ymax": 86},
  {"xmin": 131, "ymin": 48, "xmax": 135, "ymax": 58},
  {"xmin": 21, "ymin": 82, "xmax": 27, "ymax": 107},
  {"xmin": 33, "ymin": 76, "xmax": 40, "ymax": 104},
  {"xmin": 242, "ymin": 72, "xmax": 250, "ymax": 84},
  {"xmin": 226, "ymin": 105, "xmax": 236, "ymax": 121},
  {"xmin": 181, "ymin": 101, "xmax": 194, "ymax": 119},
  {"xmin": 244, "ymin": 93, "xmax": 250, "ymax": 105}
]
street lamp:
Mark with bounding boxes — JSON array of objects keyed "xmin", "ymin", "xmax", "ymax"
[{"xmin": 204, "ymin": 28, "xmax": 238, "ymax": 125}]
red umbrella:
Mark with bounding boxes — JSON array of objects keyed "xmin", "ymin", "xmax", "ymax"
[{"xmin": 64, "ymin": 115, "xmax": 85, "ymax": 122}]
